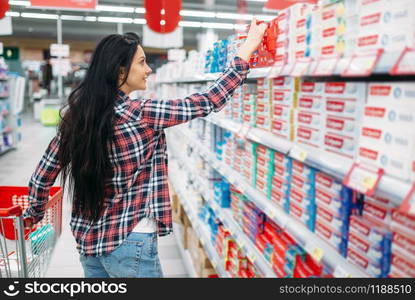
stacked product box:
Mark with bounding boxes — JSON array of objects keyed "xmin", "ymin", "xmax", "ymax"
[
  {"xmin": 356, "ymin": 0, "xmax": 415, "ymax": 54},
  {"xmin": 343, "ymin": 0, "xmax": 360, "ymax": 57},
  {"xmin": 315, "ymin": 171, "xmax": 353, "ymax": 256},
  {"xmin": 289, "ymin": 160, "xmax": 316, "ymax": 231},
  {"xmin": 242, "ymin": 140, "xmax": 257, "ymax": 187},
  {"xmin": 242, "ymin": 83, "xmax": 257, "ymax": 127},
  {"xmin": 214, "ymin": 127, "xmax": 228, "ymax": 161},
  {"xmin": 214, "ymin": 177, "xmax": 231, "ymax": 208},
  {"xmin": 222, "ymin": 132, "xmax": 235, "ymax": 167},
  {"xmin": 226, "ymin": 34, "xmax": 245, "ymax": 69},
  {"xmin": 347, "ymin": 196, "xmax": 393, "ymax": 278},
  {"xmin": 295, "ymin": 81, "xmax": 325, "ymax": 151},
  {"xmin": 211, "ymin": 39, "xmax": 228, "ymax": 73},
  {"xmin": 260, "ymin": 220, "xmax": 282, "ymax": 263},
  {"xmin": 255, "ymin": 78, "xmax": 272, "ymax": 131},
  {"xmin": 271, "ymin": 76, "xmax": 298, "ymax": 140},
  {"xmin": 317, "ymin": 0, "xmax": 347, "ymax": 58},
  {"xmin": 270, "ymin": 151, "xmax": 292, "ymax": 212},
  {"xmin": 242, "ymin": 201, "xmax": 266, "ymax": 243},
  {"xmin": 389, "ymin": 209, "xmax": 415, "ymax": 278},
  {"xmin": 226, "ymin": 239, "xmax": 259, "ymax": 278},
  {"xmin": 272, "ymin": 230, "xmax": 305, "ymax": 277},
  {"xmin": 293, "ymin": 254, "xmax": 323, "ymax": 278},
  {"xmin": 357, "ymin": 82, "xmax": 415, "ymax": 182},
  {"xmin": 323, "ymin": 81, "xmax": 367, "ymax": 159},
  {"xmin": 232, "ymin": 136, "xmax": 245, "ymax": 174},
  {"xmin": 274, "ymin": 8, "xmax": 290, "ymax": 65},
  {"xmin": 231, "ymin": 86, "xmax": 243, "ymax": 124},
  {"xmin": 230, "ymin": 187, "xmax": 247, "ymax": 226},
  {"xmin": 255, "ymin": 145, "xmax": 274, "ymax": 197},
  {"xmin": 249, "ymin": 19, "xmax": 277, "ymax": 69}
]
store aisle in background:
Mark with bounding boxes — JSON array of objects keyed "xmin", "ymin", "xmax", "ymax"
[{"xmin": 0, "ymin": 113, "xmax": 188, "ymax": 278}]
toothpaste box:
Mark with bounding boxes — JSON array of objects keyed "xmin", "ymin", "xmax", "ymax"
[
  {"xmin": 272, "ymin": 76, "xmax": 299, "ymax": 92},
  {"xmin": 273, "ymin": 104, "xmax": 294, "ymax": 122},
  {"xmin": 315, "ymin": 186, "xmax": 352, "ymax": 213},
  {"xmin": 349, "ymin": 214, "xmax": 392, "ymax": 245},
  {"xmin": 273, "ymin": 89, "xmax": 297, "ymax": 107},
  {"xmin": 300, "ymin": 81, "xmax": 325, "ymax": 96},
  {"xmin": 346, "ymin": 244, "xmax": 384, "ymax": 277},
  {"xmin": 390, "ymin": 249, "xmax": 415, "ymax": 278},
  {"xmin": 298, "ymin": 95, "xmax": 324, "ymax": 113},
  {"xmin": 391, "ymin": 231, "xmax": 415, "ymax": 259},
  {"xmin": 290, "ymin": 187, "xmax": 315, "ymax": 210},
  {"xmin": 325, "ymin": 115, "xmax": 360, "ymax": 137},
  {"xmin": 295, "ymin": 125, "xmax": 323, "ymax": 149},
  {"xmin": 348, "ymin": 230, "xmax": 389, "ymax": 263},
  {"xmin": 271, "ymin": 119, "xmax": 292, "ymax": 140},
  {"xmin": 271, "ymin": 174, "xmax": 290, "ymax": 195},
  {"xmin": 315, "ymin": 218, "xmax": 347, "ymax": 256},
  {"xmin": 362, "ymin": 197, "xmax": 394, "ymax": 225},
  {"xmin": 296, "ymin": 110, "xmax": 324, "ymax": 128},
  {"xmin": 323, "ymin": 131, "xmax": 358, "ymax": 159},
  {"xmin": 390, "ymin": 208, "xmax": 415, "ymax": 238},
  {"xmin": 290, "ymin": 200, "xmax": 316, "ymax": 231},
  {"xmin": 315, "ymin": 172, "xmax": 343, "ymax": 194},
  {"xmin": 291, "ymin": 160, "xmax": 315, "ymax": 179}
]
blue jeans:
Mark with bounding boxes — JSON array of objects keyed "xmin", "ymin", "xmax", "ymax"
[{"xmin": 79, "ymin": 232, "xmax": 163, "ymax": 278}]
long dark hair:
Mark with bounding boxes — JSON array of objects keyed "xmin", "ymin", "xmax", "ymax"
[{"xmin": 58, "ymin": 32, "xmax": 141, "ymax": 222}]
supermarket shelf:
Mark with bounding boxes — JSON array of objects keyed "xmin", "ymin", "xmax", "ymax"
[
  {"xmin": 157, "ymin": 67, "xmax": 272, "ymax": 84},
  {"xmin": 173, "ymin": 225, "xmax": 198, "ymax": 278},
  {"xmin": 169, "ymin": 166, "xmax": 230, "ymax": 278},
  {"xmin": 170, "ymin": 145, "xmax": 276, "ymax": 278},
  {"xmin": 173, "ymin": 127, "xmax": 370, "ymax": 278},
  {"xmin": 203, "ymin": 115, "xmax": 412, "ymax": 206}
]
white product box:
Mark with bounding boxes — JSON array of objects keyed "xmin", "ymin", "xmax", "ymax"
[
  {"xmin": 362, "ymin": 197, "xmax": 393, "ymax": 225},
  {"xmin": 300, "ymin": 80, "xmax": 325, "ymax": 95},
  {"xmin": 357, "ymin": 30, "xmax": 415, "ymax": 52},
  {"xmin": 348, "ymin": 231, "xmax": 384, "ymax": 261},
  {"xmin": 295, "ymin": 125, "xmax": 323, "ymax": 149},
  {"xmin": 296, "ymin": 110, "xmax": 324, "ymax": 128},
  {"xmin": 324, "ymin": 81, "xmax": 367, "ymax": 99},
  {"xmin": 291, "ymin": 172, "xmax": 314, "ymax": 190},
  {"xmin": 273, "ymin": 105, "xmax": 293, "ymax": 122},
  {"xmin": 367, "ymin": 82, "xmax": 415, "ymax": 104},
  {"xmin": 272, "ymin": 89, "xmax": 295, "ymax": 106},
  {"xmin": 347, "ymin": 245, "xmax": 383, "ymax": 277},
  {"xmin": 271, "ymin": 119, "xmax": 291, "ymax": 140},
  {"xmin": 271, "ymin": 174, "xmax": 290, "ymax": 192},
  {"xmin": 324, "ymin": 131, "xmax": 358, "ymax": 159},
  {"xmin": 325, "ymin": 97, "xmax": 364, "ymax": 118},
  {"xmin": 292, "ymin": 160, "xmax": 314, "ymax": 177},
  {"xmin": 390, "ymin": 249, "xmax": 415, "ymax": 277},
  {"xmin": 315, "ymin": 186, "xmax": 345, "ymax": 211},
  {"xmin": 315, "ymin": 218, "xmax": 346, "ymax": 254},
  {"xmin": 392, "ymin": 231, "xmax": 415, "ymax": 258},
  {"xmin": 316, "ymin": 203, "xmax": 348, "ymax": 232},
  {"xmin": 391, "ymin": 208, "xmax": 415, "ymax": 238},
  {"xmin": 349, "ymin": 215, "xmax": 389, "ymax": 245}
]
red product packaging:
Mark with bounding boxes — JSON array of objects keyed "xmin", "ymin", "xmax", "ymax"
[
  {"xmin": 392, "ymin": 231, "xmax": 415, "ymax": 258},
  {"xmin": 391, "ymin": 209, "xmax": 415, "ymax": 237},
  {"xmin": 293, "ymin": 255, "xmax": 322, "ymax": 278},
  {"xmin": 363, "ymin": 198, "xmax": 393, "ymax": 225},
  {"xmin": 390, "ymin": 249, "xmax": 415, "ymax": 278}
]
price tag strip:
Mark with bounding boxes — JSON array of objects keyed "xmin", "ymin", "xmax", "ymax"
[
  {"xmin": 343, "ymin": 162, "xmax": 384, "ymax": 196},
  {"xmin": 391, "ymin": 47, "xmax": 415, "ymax": 75},
  {"xmin": 399, "ymin": 183, "xmax": 415, "ymax": 216},
  {"xmin": 312, "ymin": 55, "xmax": 340, "ymax": 76},
  {"xmin": 342, "ymin": 49, "xmax": 384, "ymax": 77},
  {"xmin": 237, "ymin": 124, "xmax": 251, "ymax": 140},
  {"xmin": 267, "ymin": 63, "xmax": 285, "ymax": 78},
  {"xmin": 290, "ymin": 58, "xmax": 312, "ymax": 77}
]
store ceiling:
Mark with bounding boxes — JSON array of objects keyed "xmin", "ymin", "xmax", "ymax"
[{"xmin": 7, "ymin": 0, "xmax": 275, "ymax": 49}]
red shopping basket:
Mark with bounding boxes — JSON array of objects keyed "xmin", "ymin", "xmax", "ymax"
[{"xmin": 0, "ymin": 186, "xmax": 63, "ymax": 240}]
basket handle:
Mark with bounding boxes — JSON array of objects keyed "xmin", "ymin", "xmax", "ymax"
[{"xmin": 0, "ymin": 205, "xmax": 23, "ymax": 217}]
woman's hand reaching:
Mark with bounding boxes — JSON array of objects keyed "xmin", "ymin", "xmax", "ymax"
[{"xmin": 236, "ymin": 18, "xmax": 268, "ymax": 63}]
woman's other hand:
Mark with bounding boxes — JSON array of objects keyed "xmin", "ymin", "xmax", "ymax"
[{"xmin": 236, "ymin": 18, "xmax": 268, "ymax": 63}]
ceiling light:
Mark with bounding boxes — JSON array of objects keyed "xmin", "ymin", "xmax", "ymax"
[
  {"xmin": 8, "ymin": 0, "xmax": 30, "ymax": 6},
  {"xmin": 21, "ymin": 13, "xmax": 58, "ymax": 20},
  {"xmin": 246, "ymin": 0, "xmax": 267, "ymax": 2},
  {"xmin": 133, "ymin": 18, "xmax": 146, "ymax": 24},
  {"xmin": 179, "ymin": 21, "xmax": 202, "ymax": 28},
  {"xmin": 96, "ymin": 5, "xmax": 135, "ymax": 13},
  {"xmin": 180, "ymin": 10, "xmax": 216, "ymax": 18},
  {"xmin": 61, "ymin": 15, "xmax": 84, "ymax": 21},
  {"xmin": 98, "ymin": 17, "xmax": 133, "ymax": 24},
  {"xmin": 135, "ymin": 7, "xmax": 145, "ymax": 13},
  {"xmin": 202, "ymin": 22, "xmax": 234, "ymax": 30},
  {"xmin": 216, "ymin": 13, "xmax": 253, "ymax": 20},
  {"xmin": 5, "ymin": 11, "xmax": 20, "ymax": 17},
  {"xmin": 84, "ymin": 16, "xmax": 97, "ymax": 22}
]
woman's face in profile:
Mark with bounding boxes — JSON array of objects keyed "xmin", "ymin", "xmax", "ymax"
[{"xmin": 121, "ymin": 45, "xmax": 152, "ymax": 93}]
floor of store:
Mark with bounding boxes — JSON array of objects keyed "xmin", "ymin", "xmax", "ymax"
[{"xmin": 0, "ymin": 112, "xmax": 188, "ymax": 278}]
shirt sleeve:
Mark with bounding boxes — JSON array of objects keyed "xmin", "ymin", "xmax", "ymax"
[
  {"xmin": 23, "ymin": 135, "xmax": 62, "ymax": 223},
  {"xmin": 140, "ymin": 56, "xmax": 250, "ymax": 130}
]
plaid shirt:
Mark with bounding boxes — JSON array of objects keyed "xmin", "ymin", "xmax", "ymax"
[{"xmin": 23, "ymin": 57, "xmax": 250, "ymax": 256}]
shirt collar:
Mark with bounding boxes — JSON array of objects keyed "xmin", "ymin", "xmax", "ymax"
[{"xmin": 116, "ymin": 89, "xmax": 129, "ymax": 105}]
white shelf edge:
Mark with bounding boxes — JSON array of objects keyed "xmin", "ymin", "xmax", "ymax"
[
  {"xmin": 173, "ymin": 128, "xmax": 370, "ymax": 278},
  {"xmin": 203, "ymin": 115, "xmax": 411, "ymax": 206}
]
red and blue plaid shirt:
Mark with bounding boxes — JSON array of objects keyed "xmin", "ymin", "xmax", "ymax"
[{"xmin": 23, "ymin": 57, "xmax": 250, "ymax": 256}]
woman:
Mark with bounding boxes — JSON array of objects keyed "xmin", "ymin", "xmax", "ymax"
[{"xmin": 23, "ymin": 19, "xmax": 267, "ymax": 278}]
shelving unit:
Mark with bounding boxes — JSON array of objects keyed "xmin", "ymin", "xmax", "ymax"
[
  {"xmin": 173, "ymin": 225, "xmax": 198, "ymax": 278},
  {"xmin": 202, "ymin": 115, "xmax": 412, "ymax": 206},
  {"xmin": 169, "ymin": 165, "xmax": 231, "ymax": 278},
  {"xmin": 168, "ymin": 126, "xmax": 370, "ymax": 278}
]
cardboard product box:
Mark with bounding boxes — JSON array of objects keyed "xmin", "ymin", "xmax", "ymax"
[
  {"xmin": 272, "ymin": 90, "xmax": 297, "ymax": 107},
  {"xmin": 298, "ymin": 93, "xmax": 324, "ymax": 114},
  {"xmin": 296, "ymin": 110, "xmax": 324, "ymax": 129},
  {"xmin": 255, "ymin": 113, "xmax": 272, "ymax": 131},
  {"xmin": 271, "ymin": 119, "xmax": 293, "ymax": 140},
  {"xmin": 290, "ymin": 186, "xmax": 315, "ymax": 211},
  {"xmin": 315, "ymin": 171, "xmax": 343, "ymax": 194},
  {"xmin": 362, "ymin": 197, "xmax": 393, "ymax": 225},
  {"xmin": 273, "ymin": 104, "xmax": 294, "ymax": 123},
  {"xmin": 389, "ymin": 249, "xmax": 415, "ymax": 278},
  {"xmin": 289, "ymin": 201, "xmax": 316, "ymax": 231},
  {"xmin": 315, "ymin": 218, "xmax": 347, "ymax": 256},
  {"xmin": 316, "ymin": 202, "xmax": 349, "ymax": 233},
  {"xmin": 272, "ymin": 76, "xmax": 299, "ymax": 92},
  {"xmin": 346, "ymin": 245, "xmax": 384, "ymax": 278}
]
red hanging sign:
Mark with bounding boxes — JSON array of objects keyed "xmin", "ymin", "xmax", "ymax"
[
  {"xmin": 144, "ymin": 0, "xmax": 181, "ymax": 34},
  {"xmin": 30, "ymin": 0, "xmax": 97, "ymax": 10},
  {"xmin": 0, "ymin": 0, "xmax": 10, "ymax": 19}
]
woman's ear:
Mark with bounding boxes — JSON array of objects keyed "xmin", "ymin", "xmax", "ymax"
[{"xmin": 119, "ymin": 67, "xmax": 126, "ymax": 84}]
